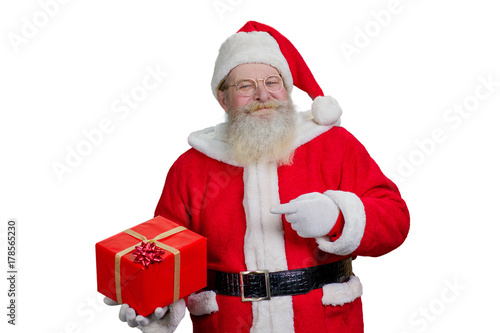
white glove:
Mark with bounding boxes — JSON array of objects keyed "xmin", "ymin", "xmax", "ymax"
[
  {"xmin": 270, "ymin": 192, "xmax": 340, "ymax": 238},
  {"xmin": 104, "ymin": 297, "xmax": 186, "ymax": 332}
]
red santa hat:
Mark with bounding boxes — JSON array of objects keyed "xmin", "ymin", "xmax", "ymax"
[{"xmin": 211, "ymin": 21, "xmax": 342, "ymax": 126}]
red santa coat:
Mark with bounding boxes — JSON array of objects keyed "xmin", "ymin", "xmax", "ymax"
[{"xmin": 154, "ymin": 111, "xmax": 410, "ymax": 333}]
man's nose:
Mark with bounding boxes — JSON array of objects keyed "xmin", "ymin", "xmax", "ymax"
[{"xmin": 254, "ymin": 81, "xmax": 271, "ymax": 101}]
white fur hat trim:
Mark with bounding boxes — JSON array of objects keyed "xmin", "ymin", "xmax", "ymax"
[{"xmin": 211, "ymin": 31, "xmax": 293, "ymax": 98}]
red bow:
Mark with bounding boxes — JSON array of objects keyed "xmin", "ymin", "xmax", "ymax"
[{"xmin": 132, "ymin": 241, "xmax": 165, "ymax": 268}]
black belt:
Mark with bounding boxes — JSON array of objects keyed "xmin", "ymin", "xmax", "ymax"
[{"xmin": 206, "ymin": 257, "xmax": 353, "ymax": 302}]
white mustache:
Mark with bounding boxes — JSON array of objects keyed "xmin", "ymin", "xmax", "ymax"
[{"xmin": 243, "ymin": 100, "xmax": 282, "ymax": 113}]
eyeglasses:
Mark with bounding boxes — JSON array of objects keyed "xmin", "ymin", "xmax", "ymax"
[{"xmin": 227, "ymin": 75, "xmax": 284, "ymax": 97}]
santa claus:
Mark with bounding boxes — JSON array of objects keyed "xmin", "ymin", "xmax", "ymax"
[{"xmin": 110, "ymin": 21, "xmax": 410, "ymax": 333}]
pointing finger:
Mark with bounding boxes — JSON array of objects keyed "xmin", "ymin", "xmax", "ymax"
[{"xmin": 270, "ymin": 203, "xmax": 297, "ymax": 215}]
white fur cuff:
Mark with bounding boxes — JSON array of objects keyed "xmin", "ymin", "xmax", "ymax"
[
  {"xmin": 187, "ymin": 291, "xmax": 219, "ymax": 316},
  {"xmin": 316, "ymin": 190, "xmax": 366, "ymax": 255},
  {"xmin": 322, "ymin": 275, "xmax": 363, "ymax": 306}
]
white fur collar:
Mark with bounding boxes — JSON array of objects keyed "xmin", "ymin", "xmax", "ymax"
[{"xmin": 187, "ymin": 110, "xmax": 341, "ymax": 167}]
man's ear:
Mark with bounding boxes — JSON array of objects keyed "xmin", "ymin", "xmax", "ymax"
[{"xmin": 217, "ymin": 90, "xmax": 229, "ymax": 113}]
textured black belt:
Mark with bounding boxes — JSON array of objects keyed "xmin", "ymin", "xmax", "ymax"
[{"xmin": 206, "ymin": 257, "xmax": 353, "ymax": 302}]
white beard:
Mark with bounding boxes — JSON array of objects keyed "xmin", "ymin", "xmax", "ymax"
[{"xmin": 226, "ymin": 98, "xmax": 297, "ymax": 166}]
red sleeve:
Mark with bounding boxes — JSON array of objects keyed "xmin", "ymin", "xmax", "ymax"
[
  {"xmin": 342, "ymin": 129, "xmax": 410, "ymax": 257},
  {"xmin": 154, "ymin": 152, "xmax": 192, "ymax": 229},
  {"xmin": 320, "ymin": 128, "xmax": 410, "ymax": 258}
]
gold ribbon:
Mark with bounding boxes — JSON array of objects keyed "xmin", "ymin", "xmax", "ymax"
[{"xmin": 114, "ymin": 226, "xmax": 187, "ymax": 304}]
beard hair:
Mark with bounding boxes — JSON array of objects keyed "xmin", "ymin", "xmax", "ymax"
[{"xmin": 226, "ymin": 98, "xmax": 297, "ymax": 166}]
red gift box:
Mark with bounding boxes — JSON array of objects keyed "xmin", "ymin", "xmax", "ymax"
[{"xmin": 96, "ymin": 216, "xmax": 207, "ymax": 316}]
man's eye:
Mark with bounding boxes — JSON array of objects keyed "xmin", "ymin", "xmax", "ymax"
[
  {"xmin": 266, "ymin": 77, "xmax": 281, "ymax": 86},
  {"xmin": 238, "ymin": 81, "xmax": 255, "ymax": 90}
]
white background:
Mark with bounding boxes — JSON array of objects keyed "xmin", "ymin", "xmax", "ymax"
[{"xmin": 1, "ymin": 0, "xmax": 499, "ymax": 332}]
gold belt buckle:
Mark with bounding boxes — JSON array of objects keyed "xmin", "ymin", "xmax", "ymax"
[{"xmin": 239, "ymin": 270, "xmax": 271, "ymax": 302}]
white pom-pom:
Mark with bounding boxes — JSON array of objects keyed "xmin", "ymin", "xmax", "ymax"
[{"xmin": 312, "ymin": 96, "xmax": 342, "ymax": 126}]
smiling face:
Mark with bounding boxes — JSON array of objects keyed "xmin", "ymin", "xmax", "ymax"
[
  {"xmin": 217, "ymin": 63, "xmax": 289, "ymax": 114},
  {"xmin": 216, "ymin": 63, "xmax": 297, "ymax": 166}
]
